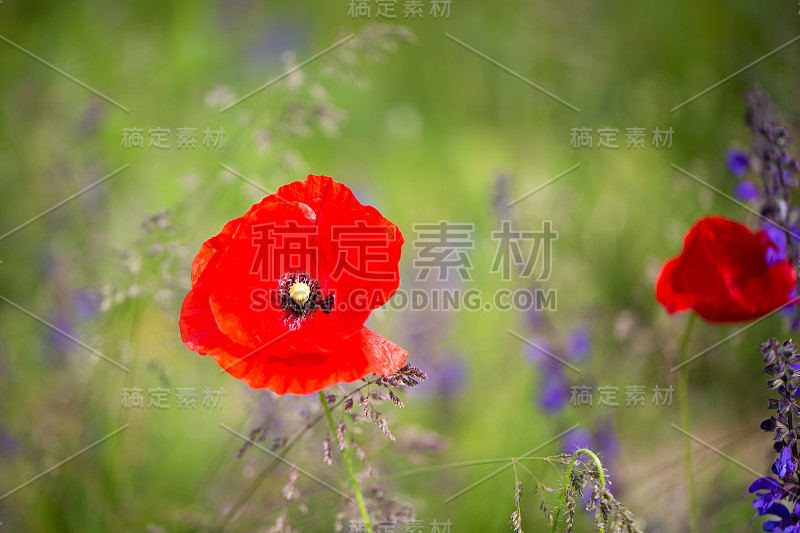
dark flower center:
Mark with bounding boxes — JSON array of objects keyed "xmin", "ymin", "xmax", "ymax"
[{"xmin": 275, "ymin": 271, "xmax": 334, "ymax": 330}]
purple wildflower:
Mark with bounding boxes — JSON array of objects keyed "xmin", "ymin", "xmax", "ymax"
[
  {"xmin": 761, "ymin": 501, "xmax": 800, "ymax": 532},
  {"xmin": 734, "ymin": 180, "xmax": 759, "ymax": 202},
  {"xmin": 774, "ymin": 445, "xmax": 797, "ymax": 479},
  {"xmin": 750, "ymin": 477, "xmax": 786, "ymax": 515},
  {"xmin": 749, "ymin": 339, "xmax": 800, "ymax": 531},
  {"xmin": 763, "ymin": 222, "xmax": 789, "ymax": 266},
  {"xmin": 565, "ymin": 325, "xmax": 592, "ymax": 363},
  {"xmin": 537, "ymin": 369, "xmax": 569, "ymax": 412},
  {"xmin": 726, "ymin": 148, "xmax": 750, "ymax": 178},
  {"xmin": 744, "ymin": 86, "xmax": 800, "ymax": 264}
]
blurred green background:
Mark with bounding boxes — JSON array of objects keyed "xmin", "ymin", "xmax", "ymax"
[{"xmin": 0, "ymin": 1, "xmax": 799, "ymax": 531}]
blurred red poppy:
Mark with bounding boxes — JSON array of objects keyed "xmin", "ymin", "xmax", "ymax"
[
  {"xmin": 655, "ymin": 216, "xmax": 797, "ymax": 323},
  {"xmin": 180, "ymin": 174, "xmax": 408, "ymax": 394}
]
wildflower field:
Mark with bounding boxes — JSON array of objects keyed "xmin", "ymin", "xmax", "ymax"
[{"xmin": 1, "ymin": 2, "xmax": 800, "ymax": 532}]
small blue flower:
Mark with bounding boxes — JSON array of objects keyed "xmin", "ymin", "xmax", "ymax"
[
  {"xmin": 565, "ymin": 325, "xmax": 592, "ymax": 362},
  {"xmin": 726, "ymin": 148, "xmax": 750, "ymax": 178},
  {"xmin": 782, "ymin": 169, "xmax": 798, "ymax": 187},
  {"xmin": 773, "ymin": 445, "xmax": 796, "ymax": 479},
  {"xmin": 749, "ymin": 477, "xmax": 785, "ymax": 515},
  {"xmin": 734, "ymin": 180, "xmax": 759, "ymax": 202},
  {"xmin": 763, "ymin": 222, "xmax": 789, "ymax": 266},
  {"xmin": 537, "ymin": 371, "xmax": 569, "ymax": 412},
  {"xmin": 760, "ymin": 501, "xmax": 800, "ymax": 532}
]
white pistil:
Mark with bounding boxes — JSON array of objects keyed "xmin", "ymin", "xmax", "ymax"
[{"xmin": 289, "ymin": 282, "xmax": 311, "ymax": 304}]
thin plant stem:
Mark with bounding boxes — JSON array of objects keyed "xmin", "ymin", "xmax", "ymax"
[
  {"xmin": 319, "ymin": 390, "xmax": 373, "ymax": 533},
  {"xmin": 550, "ymin": 448, "xmax": 605, "ymax": 533},
  {"xmin": 511, "ymin": 459, "xmax": 523, "ymax": 532},
  {"xmin": 678, "ymin": 313, "xmax": 699, "ymax": 533},
  {"xmin": 216, "ymin": 415, "xmax": 310, "ymax": 530},
  {"xmin": 217, "ymin": 380, "xmax": 377, "ymax": 529}
]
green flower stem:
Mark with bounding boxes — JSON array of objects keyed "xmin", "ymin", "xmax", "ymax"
[
  {"xmin": 678, "ymin": 313, "xmax": 699, "ymax": 533},
  {"xmin": 319, "ymin": 391, "xmax": 372, "ymax": 533},
  {"xmin": 219, "ymin": 381, "xmax": 379, "ymax": 530},
  {"xmin": 551, "ymin": 448, "xmax": 606, "ymax": 533}
]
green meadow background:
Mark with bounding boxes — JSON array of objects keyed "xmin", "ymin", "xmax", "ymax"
[{"xmin": 0, "ymin": 1, "xmax": 798, "ymax": 531}]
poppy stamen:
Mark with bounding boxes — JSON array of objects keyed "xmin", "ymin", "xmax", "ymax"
[
  {"xmin": 276, "ymin": 271, "xmax": 334, "ymax": 330},
  {"xmin": 289, "ymin": 281, "xmax": 311, "ymax": 304}
]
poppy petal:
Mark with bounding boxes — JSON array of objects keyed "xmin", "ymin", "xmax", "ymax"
[
  {"xmin": 655, "ymin": 216, "xmax": 797, "ymax": 323},
  {"xmin": 179, "ymin": 281, "xmax": 255, "ymax": 360},
  {"xmin": 180, "ymin": 175, "xmax": 410, "ymax": 395},
  {"xmin": 190, "ymin": 216, "xmax": 244, "ymax": 286}
]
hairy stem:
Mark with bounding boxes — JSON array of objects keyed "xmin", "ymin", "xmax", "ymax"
[
  {"xmin": 678, "ymin": 313, "xmax": 699, "ymax": 533},
  {"xmin": 319, "ymin": 390, "xmax": 372, "ymax": 533},
  {"xmin": 551, "ymin": 448, "xmax": 606, "ymax": 533}
]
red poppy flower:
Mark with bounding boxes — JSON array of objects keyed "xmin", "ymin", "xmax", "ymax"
[
  {"xmin": 655, "ymin": 216, "xmax": 797, "ymax": 323},
  {"xmin": 180, "ymin": 174, "xmax": 408, "ymax": 394}
]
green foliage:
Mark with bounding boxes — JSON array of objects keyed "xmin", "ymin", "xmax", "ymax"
[{"xmin": 0, "ymin": 1, "xmax": 798, "ymax": 531}]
